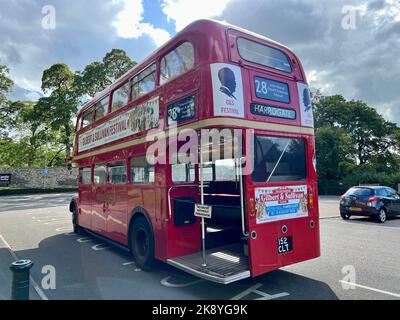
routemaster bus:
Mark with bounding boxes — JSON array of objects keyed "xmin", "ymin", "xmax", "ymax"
[{"xmin": 69, "ymin": 19, "xmax": 320, "ymax": 284}]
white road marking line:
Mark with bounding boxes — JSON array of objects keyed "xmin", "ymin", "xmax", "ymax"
[
  {"xmin": 160, "ymin": 276, "xmax": 204, "ymax": 288},
  {"xmin": 339, "ymin": 280, "xmax": 400, "ymax": 298},
  {"xmin": 0, "ymin": 233, "xmax": 49, "ymax": 301},
  {"xmin": 91, "ymin": 243, "xmax": 112, "ymax": 251},
  {"xmin": 38, "ymin": 218, "xmax": 70, "ymax": 223},
  {"xmin": 122, "ymin": 261, "xmax": 136, "ymax": 266},
  {"xmin": 55, "ymin": 227, "xmax": 73, "ymax": 232},
  {"xmin": 44, "ymin": 220, "xmax": 71, "ymax": 225},
  {"xmin": 230, "ymin": 283, "xmax": 289, "ymax": 300},
  {"xmin": 32, "ymin": 216, "xmax": 66, "ymax": 220},
  {"xmin": 77, "ymin": 237, "xmax": 93, "ymax": 243}
]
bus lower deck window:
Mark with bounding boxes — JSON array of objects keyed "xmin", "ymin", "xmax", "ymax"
[
  {"xmin": 79, "ymin": 168, "xmax": 91, "ymax": 184},
  {"xmin": 130, "ymin": 157, "xmax": 154, "ymax": 184},
  {"xmin": 94, "ymin": 164, "xmax": 107, "ymax": 184},
  {"xmin": 109, "ymin": 162, "xmax": 127, "ymax": 184}
]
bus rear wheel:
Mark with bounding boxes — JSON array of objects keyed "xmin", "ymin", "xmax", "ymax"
[{"xmin": 130, "ymin": 216, "xmax": 155, "ymax": 270}]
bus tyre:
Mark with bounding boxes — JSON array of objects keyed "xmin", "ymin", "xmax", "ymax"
[
  {"xmin": 340, "ymin": 212, "xmax": 351, "ymax": 220},
  {"xmin": 72, "ymin": 207, "xmax": 83, "ymax": 234},
  {"xmin": 131, "ymin": 217, "xmax": 155, "ymax": 270},
  {"xmin": 376, "ymin": 208, "xmax": 387, "ymax": 223}
]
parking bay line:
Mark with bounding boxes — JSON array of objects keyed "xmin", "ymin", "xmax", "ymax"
[
  {"xmin": 0, "ymin": 233, "xmax": 49, "ymax": 301},
  {"xmin": 339, "ymin": 280, "xmax": 400, "ymax": 298}
]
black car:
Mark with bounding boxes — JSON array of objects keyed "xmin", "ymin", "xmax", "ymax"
[{"xmin": 339, "ymin": 186, "xmax": 400, "ymax": 223}]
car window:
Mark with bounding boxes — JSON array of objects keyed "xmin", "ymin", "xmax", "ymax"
[
  {"xmin": 346, "ymin": 187, "xmax": 373, "ymax": 197},
  {"xmin": 375, "ymin": 188, "xmax": 388, "ymax": 197},
  {"xmin": 386, "ymin": 188, "xmax": 398, "ymax": 198}
]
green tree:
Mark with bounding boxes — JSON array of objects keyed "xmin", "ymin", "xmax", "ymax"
[
  {"xmin": 315, "ymin": 127, "xmax": 355, "ymax": 180},
  {"xmin": 314, "ymin": 95, "xmax": 398, "ymax": 167},
  {"xmin": 76, "ymin": 49, "xmax": 136, "ymax": 97},
  {"xmin": 38, "ymin": 63, "xmax": 79, "ymax": 156},
  {"xmin": 0, "ymin": 65, "xmax": 15, "ymax": 137}
]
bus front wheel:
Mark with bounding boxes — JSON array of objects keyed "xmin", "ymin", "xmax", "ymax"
[
  {"xmin": 130, "ymin": 216, "xmax": 155, "ymax": 270},
  {"xmin": 72, "ymin": 207, "xmax": 83, "ymax": 234}
]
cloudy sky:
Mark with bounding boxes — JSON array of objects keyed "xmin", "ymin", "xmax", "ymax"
[{"xmin": 1, "ymin": 0, "xmax": 399, "ymax": 122}]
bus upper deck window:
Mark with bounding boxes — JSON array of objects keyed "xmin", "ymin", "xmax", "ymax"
[
  {"xmin": 112, "ymin": 83, "xmax": 129, "ymax": 112},
  {"xmin": 131, "ymin": 64, "xmax": 156, "ymax": 101},
  {"xmin": 82, "ymin": 108, "xmax": 94, "ymax": 128},
  {"xmin": 237, "ymin": 37, "xmax": 292, "ymax": 73},
  {"xmin": 160, "ymin": 42, "xmax": 194, "ymax": 85},
  {"xmin": 95, "ymin": 96, "xmax": 109, "ymax": 121}
]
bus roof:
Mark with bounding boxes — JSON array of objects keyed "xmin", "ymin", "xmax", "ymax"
[{"xmin": 78, "ymin": 19, "xmax": 297, "ymax": 117}]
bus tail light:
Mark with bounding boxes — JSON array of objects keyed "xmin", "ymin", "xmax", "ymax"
[
  {"xmin": 308, "ymin": 192, "xmax": 314, "ymax": 209},
  {"xmin": 249, "ymin": 198, "xmax": 255, "ymax": 216}
]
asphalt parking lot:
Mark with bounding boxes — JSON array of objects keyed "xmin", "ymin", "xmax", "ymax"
[{"xmin": 0, "ymin": 193, "xmax": 399, "ymax": 300}]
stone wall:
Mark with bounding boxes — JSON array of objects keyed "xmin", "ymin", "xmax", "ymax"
[{"xmin": 0, "ymin": 167, "xmax": 78, "ymax": 188}]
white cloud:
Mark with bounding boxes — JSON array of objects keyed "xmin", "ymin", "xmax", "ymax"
[
  {"xmin": 112, "ymin": 0, "xmax": 171, "ymax": 46},
  {"xmin": 161, "ymin": 0, "xmax": 232, "ymax": 31}
]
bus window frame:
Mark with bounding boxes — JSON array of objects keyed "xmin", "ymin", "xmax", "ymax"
[{"xmin": 159, "ymin": 40, "xmax": 196, "ymax": 86}]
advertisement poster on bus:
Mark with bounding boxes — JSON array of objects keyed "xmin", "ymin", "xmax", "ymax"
[
  {"xmin": 211, "ymin": 63, "xmax": 244, "ymax": 118},
  {"xmin": 78, "ymin": 96, "xmax": 159, "ymax": 152},
  {"xmin": 255, "ymin": 185, "xmax": 308, "ymax": 224},
  {"xmin": 298, "ymin": 83, "xmax": 314, "ymax": 128}
]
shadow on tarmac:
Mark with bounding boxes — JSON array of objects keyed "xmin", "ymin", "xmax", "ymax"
[{"xmin": 0, "ymin": 231, "xmax": 338, "ymax": 300}]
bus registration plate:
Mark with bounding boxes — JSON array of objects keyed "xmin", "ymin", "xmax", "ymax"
[{"xmin": 277, "ymin": 236, "xmax": 293, "ymax": 254}]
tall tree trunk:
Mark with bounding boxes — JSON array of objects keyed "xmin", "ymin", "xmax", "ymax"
[{"xmin": 65, "ymin": 123, "xmax": 71, "ymax": 157}]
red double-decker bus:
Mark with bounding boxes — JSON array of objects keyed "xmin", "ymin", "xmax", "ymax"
[{"xmin": 69, "ymin": 19, "xmax": 320, "ymax": 284}]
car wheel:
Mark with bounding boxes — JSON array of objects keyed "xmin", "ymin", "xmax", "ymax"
[
  {"xmin": 377, "ymin": 208, "xmax": 387, "ymax": 223},
  {"xmin": 340, "ymin": 212, "xmax": 351, "ymax": 220},
  {"xmin": 130, "ymin": 216, "xmax": 155, "ymax": 270}
]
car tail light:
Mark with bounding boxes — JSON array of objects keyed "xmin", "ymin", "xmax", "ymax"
[{"xmin": 367, "ymin": 196, "xmax": 379, "ymax": 207}]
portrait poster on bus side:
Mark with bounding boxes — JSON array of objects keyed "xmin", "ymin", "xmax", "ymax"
[
  {"xmin": 255, "ymin": 185, "xmax": 308, "ymax": 224},
  {"xmin": 78, "ymin": 96, "xmax": 159, "ymax": 152},
  {"xmin": 211, "ymin": 63, "xmax": 244, "ymax": 118},
  {"xmin": 298, "ymin": 83, "xmax": 314, "ymax": 128}
]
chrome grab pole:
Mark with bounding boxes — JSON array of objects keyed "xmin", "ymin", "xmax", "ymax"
[
  {"xmin": 239, "ymin": 157, "xmax": 248, "ymax": 238},
  {"xmin": 200, "ymin": 145, "xmax": 207, "ymax": 267}
]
